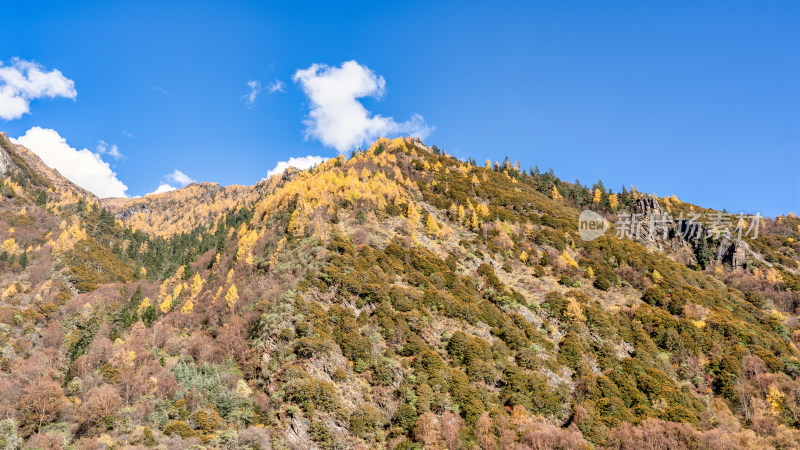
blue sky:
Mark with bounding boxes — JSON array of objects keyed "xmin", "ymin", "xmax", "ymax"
[{"xmin": 0, "ymin": 1, "xmax": 797, "ymax": 215}]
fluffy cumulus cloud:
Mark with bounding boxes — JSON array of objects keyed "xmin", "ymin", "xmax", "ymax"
[
  {"xmin": 146, "ymin": 169, "xmax": 195, "ymax": 196},
  {"xmin": 266, "ymin": 155, "xmax": 327, "ymax": 178},
  {"xmin": 0, "ymin": 58, "xmax": 77, "ymax": 120},
  {"xmin": 146, "ymin": 184, "xmax": 176, "ymax": 196},
  {"xmin": 293, "ymin": 60, "xmax": 432, "ymax": 153},
  {"xmin": 166, "ymin": 169, "xmax": 195, "ymax": 186},
  {"xmin": 11, "ymin": 127, "xmax": 128, "ymax": 198}
]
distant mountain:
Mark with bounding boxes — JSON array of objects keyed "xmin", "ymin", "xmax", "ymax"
[{"xmin": 1, "ymin": 135, "xmax": 799, "ymax": 449}]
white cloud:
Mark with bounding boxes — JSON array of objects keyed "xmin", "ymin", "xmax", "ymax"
[
  {"xmin": 11, "ymin": 127, "xmax": 128, "ymax": 198},
  {"xmin": 146, "ymin": 184, "xmax": 176, "ymax": 196},
  {"xmin": 144, "ymin": 169, "xmax": 194, "ymax": 196},
  {"xmin": 0, "ymin": 58, "xmax": 77, "ymax": 120},
  {"xmin": 122, "ymin": 130, "xmax": 133, "ymax": 139},
  {"xmin": 266, "ymin": 155, "xmax": 327, "ymax": 178},
  {"xmin": 96, "ymin": 140, "xmax": 123, "ymax": 159},
  {"xmin": 166, "ymin": 169, "xmax": 195, "ymax": 186},
  {"xmin": 268, "ymin": 80, "xmax": 285, "ymax": 93},
  {"xmin": 244, "ymin": 79, "xmax": 285, "ymax": 107},
  {"xmin": 244, "ymin": 80, "xmax": 261, "ymax": 106},
  {"xmin": 293, "ymin": 60, "xmax": 432, "ymax": 153}
]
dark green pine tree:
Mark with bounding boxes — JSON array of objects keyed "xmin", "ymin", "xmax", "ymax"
[{"xmin": 695, "ymin": 237, "xmax": 712, "ymax": 269}]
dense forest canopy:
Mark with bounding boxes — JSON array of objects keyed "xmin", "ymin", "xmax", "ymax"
[{"xmin": 1, "ymin": 134, "xmax": 800, "ymax": 449}]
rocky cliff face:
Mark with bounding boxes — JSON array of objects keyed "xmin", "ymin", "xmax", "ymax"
[
  {"xmin": 715, "ymin": 237, "xmax": 750, "ymax": 269},
  {"xmin": 624, "ymin": 196, "xmax": 755, "ymax": 269},
  {"xmin": 0, "ymin": 136, "xmax": 12, "ymax": 176}
]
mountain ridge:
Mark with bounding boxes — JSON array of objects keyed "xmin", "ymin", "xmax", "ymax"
[{"xmin": 1, "ymin": 135, "xmax": 799, "ymax": 448}]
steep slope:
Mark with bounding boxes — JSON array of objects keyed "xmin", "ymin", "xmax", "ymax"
[
  {"xmin": 0, "ymin": 132, "xmax": 94, "ymax": 202},
  {"xmin": 102, "ymin": 181, "xmax": 263, "ymax": 237},
  {"xmin": 0, "ymin": 136, "xmax": 799, "ymax": 449}
]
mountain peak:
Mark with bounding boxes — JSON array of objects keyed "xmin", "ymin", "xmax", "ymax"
[{"xmin": 1, "ymin": 132, "xmax": 800, "ymax": 448}]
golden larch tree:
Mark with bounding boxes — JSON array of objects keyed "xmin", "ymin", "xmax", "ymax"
[
  {"xmin": 425, "ymin": 215, "xmax": 441, "ymax": 237},
  {"xmin": 225, "ymin": 284, "xmax": 239, "ymax": 312},
  {"xmin": 609, "ymin": 193, "xmax": 619, "ymax": 211},
  {"xmin": 592, "ymin": 188, "xmax": 603, "ymax": 204}
]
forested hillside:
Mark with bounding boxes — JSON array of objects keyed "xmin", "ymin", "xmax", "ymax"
[{"xmin": 1, "ymin": 134, "xmax": 799, "ymax": 449}]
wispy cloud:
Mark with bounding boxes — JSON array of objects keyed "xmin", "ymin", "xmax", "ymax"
[
  {"xmin": 243, "ymin": 78, "xmax": 285, "ymax": 107},
  {"xmin": 153, "ymin": 86, "xmax": 169, "ymax": 96},
  {"xmin": 268, "ymin": 80, "xmax": 285, "ymax": 93},
  {"xmin": 293, "ymin": 60, "xmax": 432, "ymax": 153},
  {"xmin": 12, "ymin": 127, "xmax": 128, "ymax": 198},
  {"xmin": 122, "ymin": 130, "xmax": 133, "ymax": 139},
  {"xmin": 0, "ymin": 58, "xmax": 77, "ymax": 120},
  {"xmin": 244, "ymin": 80, "xmax": 261, "ymax": 107},
  {"xmin": 96, "ymin": 140, "xmax": 123, "ymax": 159}
]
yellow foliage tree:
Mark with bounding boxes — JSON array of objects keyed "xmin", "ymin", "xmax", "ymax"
[
  {"xmin": 425, "ymin": 215, "xmax": 441, "ymax": 237},
  {"xmin": 236, "ymin": 229, "xmax": 259, "ymax": 263},
  {"xmin": 137, "ymin": 297, "xmax": 151, "ymax": 313},
  {"xmin": 181, "ymin": 299, "xmax": 194, "ymax": 314},
  {"xmin": 609, "ymin": 194, "xmax": 619, "ymax": 211},
  {"xmin": 287, "ymin": 207, "xmax": 306, "ymax": 239},
  {"xmin": 159, "ymin": 295, "xmax": 173, "ymax": 313},
  {"xmin": 225, "ymin": 284, "xmax": 239, "ymax": 312},
  {"xmin": 767, "ymin": 385, "xmax": 784, "ymax": 414},
  {"xmin": 592, "ymin": 188, "xmax": 602, "ymax": 204},
  {"xmin": 470, "ymin": 210, "xmax": 480, "ymax": 231},
  {"xmin": 652, "ymin": 270, "xmax": 663, "ymax": 282},
  {"xmin": 190, "ymin": 273, "xmax": 204, "ymax": 298},
  {"xmin": 2, "ymin": 283, "xmax": 18, "ymax": 299},
  {"xmin": 551, "ymin": 185, "xmax": 563, "ymax": 200},
  {"xmin": 559, "ymin": 250, "xmax": 578, "ymax": 268},
  {"xmin": 565, "ymin": 300, "xmax": 586, "ymax": 323},
  {"xmin": 2, "ymin": 238, "xmax": 17, "ymax": 255}
]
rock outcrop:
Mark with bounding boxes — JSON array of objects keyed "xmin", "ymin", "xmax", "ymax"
[{"xmin": 716, "ymin": 237, "xmax": 750, "ymax": 269}]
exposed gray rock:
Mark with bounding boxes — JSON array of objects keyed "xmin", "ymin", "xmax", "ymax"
[
  {"xmin": 631, "ymin": 197, "xmax": 671, "ymax": 243},
  {"xmin": 731, "ymin": 240, "xmax": 748, "ymax": 269},
  {"xmin": 715, "ymin": 237, "xmax": 750, "ymax": 269},
  {"xmin": 0, "ymin": 133, "xmax": 14, "ymax": 176},
  {"xmin": 634, "ymin": 196, "xmax": 663, "ymax": 216}
]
